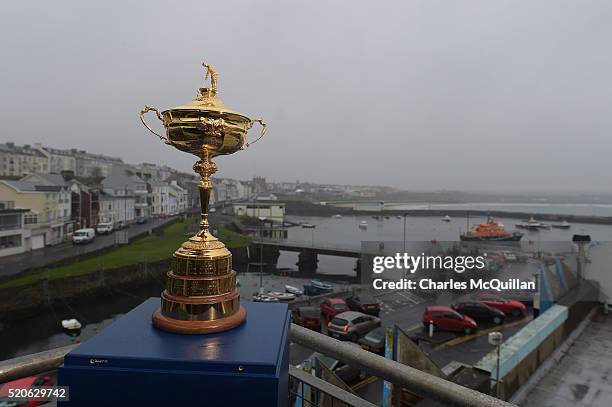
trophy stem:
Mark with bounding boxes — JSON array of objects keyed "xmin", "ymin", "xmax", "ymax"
[{"xmin": 193, "ymin": 148, "xmax": 217, "ymax": 239}]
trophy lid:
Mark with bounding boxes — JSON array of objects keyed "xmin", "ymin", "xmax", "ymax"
[{"xmin": 162, "ymin": 62, "xmax": 250, "ymax": 122}]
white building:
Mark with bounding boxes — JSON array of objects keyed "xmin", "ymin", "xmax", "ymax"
[
  {"xmin": 149, "ymin": 180, "xmax": 172, "ymax": 216},
  {"xmin": 0, "ymin": 142, "xmax": 48, "ymax": 177},
  {"xmin": 35, "ymin": 144, "xmax": 77, "ymax": 174},
  {"xmin": 169, "ymin": 181, "xmax": 188, "ymax": 215},
  {"xmin": 98, "ymin": 166, "xmax": 144, "ymax": 224},
  {"xmin": 232, "ymin": 202, "xmax": 285, "ymax": 223}
]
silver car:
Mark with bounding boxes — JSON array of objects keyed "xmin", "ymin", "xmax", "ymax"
[{"xmin": 327, "ymin": 311, "xmax": 381, "ymax": 341}]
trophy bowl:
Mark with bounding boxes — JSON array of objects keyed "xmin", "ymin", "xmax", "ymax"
[{"xmin": 139, "ymin": 61, "xmax": 266, "ymax": 334}]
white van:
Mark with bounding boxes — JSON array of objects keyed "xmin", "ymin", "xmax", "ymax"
[
  {"xmin": 72, "ymin": 228, "xmax": 95, "ymax": 244},
  {"xmin": 96, "ymin": 222, "xmax": 114, "ymax": 235}
]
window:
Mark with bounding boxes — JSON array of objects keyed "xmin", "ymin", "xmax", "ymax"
[
  {"xmin": 24, "ymin": 213, "xmax": 38, "ymax": 224},
  {"xmin": 0, "ymin": 213, "xmax": 20, "ymax": 230},
  {"xmin": 0, "ymin": 234, "xmax": 21, "ymax": 248}
]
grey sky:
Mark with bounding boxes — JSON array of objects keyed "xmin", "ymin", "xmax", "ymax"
[{"xmin": 1, "ymin": 1, "xmax": 611, "ymax": 193}]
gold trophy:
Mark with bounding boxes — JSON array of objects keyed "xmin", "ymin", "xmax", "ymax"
[{"xmin": 140, "ymin": 61, "xmax": 266, "ymax": 334}]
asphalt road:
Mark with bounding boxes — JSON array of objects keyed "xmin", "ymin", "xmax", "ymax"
[{"xmin": 0, "ymin": 217, "xmax": 177, "ymax": 277}]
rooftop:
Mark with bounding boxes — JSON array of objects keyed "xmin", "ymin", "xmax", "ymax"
[{"xmin": 521, "ymin": 313, "xmax": 612, "ymax": 407}]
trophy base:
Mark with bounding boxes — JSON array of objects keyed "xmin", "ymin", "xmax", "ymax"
[{"xmin": 152, "ymin": 306, "xmax": 247, "ymax": 334}]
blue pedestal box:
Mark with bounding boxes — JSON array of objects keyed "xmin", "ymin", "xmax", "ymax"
[{"xmin": 58, "ymin": 298, "xmax": 290, "ymax": 407}]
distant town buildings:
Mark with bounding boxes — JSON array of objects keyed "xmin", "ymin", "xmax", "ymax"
[
  {"xmin": 0, "ymin": 143, "xmax": 48, "ymax": 177},
  {"xmin": 0, "ymin": 141, "xmax": 392, "ymax": 257}
]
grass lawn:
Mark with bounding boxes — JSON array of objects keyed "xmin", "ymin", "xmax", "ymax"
[{"xmin": 0, "ymin": 221, "xmax": 251, "ymax": 290}]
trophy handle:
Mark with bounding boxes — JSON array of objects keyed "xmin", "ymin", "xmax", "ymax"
[
  {"xmin": 140, "ymin": 106, "xmax": 168, "ymax": 142},
  {"xmin": 244, "ymin": 119, "xmax": 267, "ymax": 148}
]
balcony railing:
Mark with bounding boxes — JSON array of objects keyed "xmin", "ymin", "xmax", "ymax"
[{"xmin": 0, "ymin": 325, "xmax": 516, "ymax": 407}]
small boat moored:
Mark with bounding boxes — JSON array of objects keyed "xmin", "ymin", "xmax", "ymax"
[
  {"xmin": 285, "ymin": 284, "xmax": 304, "ymax": 296},
  {"xmin": 301, "ymin": 223, "xmax": 316, "ymax": 229},
  {"xmin": 61, "ymin": 318, "xmax": 82, "ymax": 336},
  {"xmin": 267, "ymin": 291, "xmax": 296, "ymax": 302},
  {"xmin": 442, "ymin": 215, "xmax": 452, "ymax": 222},
  {"xmin": 252, "ymin": 294, "xmax": 280, "ymax": 303},
  {"xmin": 551, "ymin": 220, "xmax": 571, "ymax": 229},
  {"xmin": 359, "ymin": 220, "xmax": 368, "ymax": 229},
  {"xmin": 460, "ymin": 217, "xmax": 523, "ymax": 242}
]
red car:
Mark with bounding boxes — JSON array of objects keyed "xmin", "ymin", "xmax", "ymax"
[
  {"xmin": 422, "ymin": 306, "xmax": 477, "ymax": 334},
  {"xmin": 320, "ymin": 298, "xmax": 349, "ymax": 319},
  {"xmin": 292, "ymin": 306, "xmax": 322, "ymax": 332},
  {"xmin": 474, "ymin": 293, "xmax": 526, "ymax": 317},
  {"xmin": 0, "ymin": 375, "xmax": 54, "ymax": 406}
]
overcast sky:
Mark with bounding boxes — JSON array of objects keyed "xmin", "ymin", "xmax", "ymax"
[{"xmin": 1, "ymin": 1, "xmax": 611, "ymax": 193}]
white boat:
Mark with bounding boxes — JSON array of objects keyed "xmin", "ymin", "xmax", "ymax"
[
  {"xmin": 252, "ymin": 294, "xmax": 280, "ymax": 303},
  {"xmin": 442, "ymin": 215, "xmax": 452, "ymax": 222},
  {"xmin": 285, "ymin": 285, "xmax": 303, "ymax": 295},
  {"xmin": 61, "ymin": 318, "xmax": 82, "ymax": 331},
  {"xmin": 359, "ymin": 220, "xmax": 368, "ymax": 229},
  {"xmin": 311, "ymin": 279, "xmax": 333, "ymax": 291},
  {"xmin": 332, "ymin": 214, "xmax": 342, "ymax": 219},
  {"xmin": 516, "ymin": 217, "xmax": 549, "ymax": 230},
  {"xmin": 552, "ymin": 220, "xmax": 571, "ymax": 229},
  {"xmin": 267, "ymin": 291, "xmax": 296, "ymax": 302},
  {"xmin": 396, "ymin": 215, "xmax": 402, "ymax": 219},
  {"xmin": 301, "ymin": 223, "xmax": 315, "ymax": 228}
]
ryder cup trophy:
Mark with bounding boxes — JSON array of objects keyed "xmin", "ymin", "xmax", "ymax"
[{"xmin": 140, "ymin": 61, "xmax": 266, "ymax": 334}]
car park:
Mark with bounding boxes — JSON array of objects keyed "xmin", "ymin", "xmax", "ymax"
[
  {"xmin": 452, "ymin": 301, "xmax": 505, "ymax": 324},
  {"xmin": 422, "ymin": 306, "xmax": 477, "ymax": 335},
  {"xmin": 327, "ymin": 311, "xmax": 381, "ymax": 341},
  {"xmin": 346, "ymin": 293, "xmax": 381, "ymax": 316},
  {"xmin": 320, "ymin": 298, "xmax": 350, "ymax": 320},
  {"xmin": 358, "ymin": 326, "xmax": 386, "ymax": 355},
  {"xmin": 474, "ymin": 293, "xmax": 527, "ymax": 317},
  {"xmin": 292, "ymin": 306, "xmax": 322, "ymax": 332}
]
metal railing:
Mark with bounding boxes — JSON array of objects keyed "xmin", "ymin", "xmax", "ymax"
[
  {"xmin": 289, "ymin": 366, "xmax": 377, "ymax": 407},
  {"xmin": 0, "ymin": 325, "xmax": 516, "ymax": 407}
]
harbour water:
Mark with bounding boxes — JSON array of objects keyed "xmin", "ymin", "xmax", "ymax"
[
  {"xmin": 274, "ymin": 213, "xmax": 612, "ymax": 276},
  {"xmin": 3, "ymin": 210, "xmax": 612, "ymax": 362}
]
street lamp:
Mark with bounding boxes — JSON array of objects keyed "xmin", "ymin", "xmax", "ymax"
[
  {"xmin": 488, "ymin": 331, "xmax": 503, "ymax": 398},
  {"xmin": 258, "ymin": 215, "xmax": 267, "ymax": 295},
  {"xmin": 403, "ymin": 213, "xmax": 408, "ymax": 253}
]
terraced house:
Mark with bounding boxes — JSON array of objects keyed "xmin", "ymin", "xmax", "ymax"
[
  {"xmin": 0, "ymin": 173, "xmax": 73, "ymax": 248},
  {"xmin": 0, "ymin": 142, "xmax": 48, "ymax": 177}
]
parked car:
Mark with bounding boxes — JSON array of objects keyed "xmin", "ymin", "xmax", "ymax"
[
  {"xmin": 292, "ymin": 306, "xmax": 322, "ymax": 332},
  {"xmin": 0, "ymin": 375, "xmax": 54, "ymax": 406},
  {"xmin": 136, "ymin": 217, "xmax": 148, "ymax": 224},
  {"xmin": 95, "ymin": 222, "xmax": 114, "ymax": 235},
  {"xmin": 320, "ymin": 298, "xmax": 349, "ymax": 320},
  {"xmin": 72, "ymin": 228, "xmax": 95, "ymax": 244},
  {"xmin": 346, "ymin": 293, "xmax": 381, "ymax": 316},
  {"xmin": 422, "ymin": 306, "xmax": 477, "ymax": 334},
  {"xmin": 114, "ymin": 220, "xmax": 127, "ymax": 230},
  {"xmin": 474, "ymin": 293, "xmax": 527, "ymax": 317},
  {"xmin": 327, "ymin": 311, "xmax": 381, "ymax": 341},
  {"xmin": 452, "ymin": 302, "xmax": 505, "ymax": 325},
  {"xmin": 358, "ymin": 326, "xmax": 386, "ymax": 355}
]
